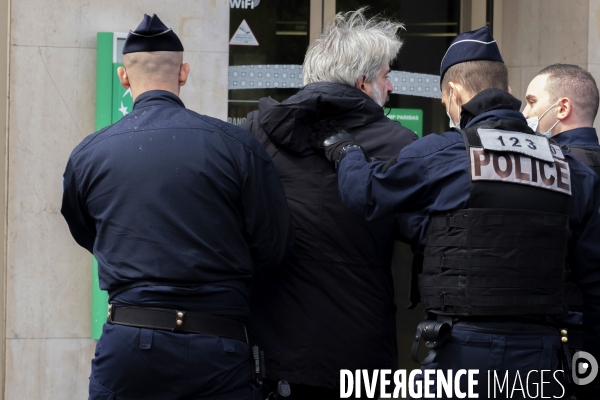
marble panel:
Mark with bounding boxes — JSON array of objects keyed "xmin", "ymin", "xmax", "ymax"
[
  {"xmin": 503, "ymin": 0, "xmax": 588, "ymax": 68},
  {"xmin": 588, "ymin": 0, "xmax": 600, "ymax": 65},
  {"xmin": 507, "ymin": 66, "xmax": 523, "ymax": 107},
  {"xmin": 586, "ymin": 63, "xmax": 600, "ymax": 135},
  {"xmin": 500, "ymin": 0, "xmax": 526, "ymax": 67},
  {"xmin": 5, "ymin": 338, "xmax": 96, "ymax": 400},
  {"xmin": 539, "ymin": 0, "xmax": 589, "ymax": 67},
  {"xmin": 180, "ymin": 51, "xmax": 229, "ymax": 121},
  {"xmin": 516, "ymin": 0, "xmax": 541, "ymax": 67},
  {"xmin": 7, "ymin": 45, "xmax": 92, "ymax": 339},
  {"xmin": 39, "ymin": 46, "xmax": 97, "ymax": 138},
  {"xmin": 6, "ymin": 211, "xmax": 91, "ymax": 339},
  {"xmin": 11, "ymin": 0, "xmax": 229, "ymax": 53}
]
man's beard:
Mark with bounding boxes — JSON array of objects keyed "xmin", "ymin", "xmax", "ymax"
[{"xmin": 371, "ymin": 84, "xmax": 388, "ymax": 107}]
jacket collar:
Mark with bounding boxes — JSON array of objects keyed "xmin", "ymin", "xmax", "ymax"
[
  {"xmin": 552, "ymin": 127, "xmax": 600, "ymax": 148},
  {"xmin": 133, "ymin": 90, "xmax": 186, "ymax": 110},
  {"xmin": 256, "ymin": 82, "xmax": 384, "ymax": 153},
  {"xmin": 460, "ymin": 88, "xmax": 524, "ymax": 128}
]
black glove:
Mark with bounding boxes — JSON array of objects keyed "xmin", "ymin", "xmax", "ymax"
[{"xmin": 311, "ymin": 120, "xmax": 365, "ymax": 166}]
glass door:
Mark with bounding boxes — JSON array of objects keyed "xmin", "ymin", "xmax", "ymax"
[{"xmin": 227, "ymin": 0, "xmax": 311, "ymax": 125}]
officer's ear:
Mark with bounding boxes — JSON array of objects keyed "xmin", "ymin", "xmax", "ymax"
[
  {"xmin": 179, "ymin": 63, "xmax": 190, "ymax": 87},
  {"xmin": 508, "ymin": 86, "xmax": 512, "ymax": 94},
  {"xmin": 117, "ymin": 66, "xmax": 130, "ymax": 89},
  {"xmin": 448, "ymin": 81, "xmax": 461, "ymax": 103},
  {"xmin": 556, "ymin": 97, "xmax": 572, "ymax": 121},
  {"xmin": 448, "ymin": 82, "xmax": 473, "ymax": 105}
]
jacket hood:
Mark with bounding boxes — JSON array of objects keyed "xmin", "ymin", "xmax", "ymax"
[{"xmin": 256, "ymin": 82, "xmax": 384, "ymax": 153}]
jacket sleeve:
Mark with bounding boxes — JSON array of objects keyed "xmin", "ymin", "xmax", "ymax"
[
  {"xmin": 241, "ymin": 150, "xmax": 294, "ymax": 271},
  {"xmin": 337, "ymin": 147, "xmax": 430, "ymax": 221},
  {"xmin": 240, "ymin": 111, "xmax": 257, "ymax": 132},
  {"xmin": 61, "ymin": 158, "xmax": 96, "ymax": 253},
  {"xmin": 393, "ymin": 212, "xmax": 429, "ymax": 254}
]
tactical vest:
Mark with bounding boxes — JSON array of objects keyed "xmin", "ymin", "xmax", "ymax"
[
  {"xmin": 420, "ymin": 120, "xmax": 574, "ymax": 317},
  {"xmin": 568, "ymin": 145, "xmax": 600, "ymax": 176}
]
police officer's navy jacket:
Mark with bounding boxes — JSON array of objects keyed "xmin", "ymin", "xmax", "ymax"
[
  {"xmin": 241, "ymin": 82, "xmax": 418, "ymax": 388},
  {"xmin": 554, "ymin": 127, "xmax": 600, "ymax": 176},
  {"xmin": 554, "ymin": 127, "xmax": 600, "ymax": 151},
  {"xmin": 336, "ymin": 88, "xmax": 600, "ymax": 366},
  {"xmin": 62, "ymin": 90, "xmax": 294, "ymax": 318}
]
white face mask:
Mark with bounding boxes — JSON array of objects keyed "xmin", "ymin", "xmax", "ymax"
[
  {"xmin": 446, "ymin": 90, "xmax": 461, "ymax": 129},
  {"xmin": 525, "ymin": 100, "xmax": 559, "ymax": 135},
  {"xmin": 446, "ymin": 110, "xmax": 458, "ymax": 129}
]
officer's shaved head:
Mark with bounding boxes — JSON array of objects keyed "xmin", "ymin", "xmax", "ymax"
[
  {"xmin": 123, "ymin": 51, "xmax": 184, "ymax": 86},
  {"xmin": 118, "ymin": 51, "xmax": 189, "ymax": 100},
  {"xmin": 536, "ymin": 64, "xmax": 599, "ymax": 125}
]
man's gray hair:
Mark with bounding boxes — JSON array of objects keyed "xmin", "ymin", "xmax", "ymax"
[{"xmin": 302, "ymin": 8, "xmax": 404, "ymax": 86}]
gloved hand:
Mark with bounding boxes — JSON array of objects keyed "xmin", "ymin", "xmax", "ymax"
[{"xmin": 310, "ymin": 120, "xmax": 366, "ymax": 166}]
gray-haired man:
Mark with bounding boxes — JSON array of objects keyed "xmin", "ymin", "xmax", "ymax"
[{"xmin": 242, "ymin": 8, "xmax": 417, "ymax": 398}]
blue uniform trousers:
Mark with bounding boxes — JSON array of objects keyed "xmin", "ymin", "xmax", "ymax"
[
  {"xmin": 89, "ymin": 324, "xmax": 260, "ymax": 400},
  {"xmin": 413, "ymin": 321, "xmax": 564, "ymax": 399}
]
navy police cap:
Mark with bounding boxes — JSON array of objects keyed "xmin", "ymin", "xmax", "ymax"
[
  {"xmin": 122, "ymin": 14, "xmax": 184, "ymax": 54},
  {"xmin": 440, "ymin": 26, "xmax": 502, "ymax": 83}
]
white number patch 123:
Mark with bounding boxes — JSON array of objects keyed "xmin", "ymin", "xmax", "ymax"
[{"xmin": 477, "ymin": 128, "xmax": 555, "ymax": 162}]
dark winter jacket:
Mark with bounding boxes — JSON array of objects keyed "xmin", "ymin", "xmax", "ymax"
[{"xmin": 242, "ymin": 82, "xmax": 418, "ymax": 388}]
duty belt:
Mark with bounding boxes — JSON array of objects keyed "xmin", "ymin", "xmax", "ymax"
[{"xmin": 107, "ymin": 304, "xmax": 248, "ymax": 342}]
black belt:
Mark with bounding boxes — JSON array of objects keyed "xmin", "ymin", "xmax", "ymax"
[{"xmin": 107, "ymin": 304, "xmax": 248, "ymax": 342}]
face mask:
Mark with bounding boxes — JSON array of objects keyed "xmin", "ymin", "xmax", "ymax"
[
  {"xmin": 541, "ymin": 119, "xmax": 560, "ymax": 138},
  {"xmin": 447, "ymin": 110, "xmax": 459, "ymax": 129},
  {"xmin": 446, "ymin": 90, "xmax": 461, "ymax": 129},
  {"xmin": 525, "ymin": 100, "xmax": 559, "ymax": 133}
]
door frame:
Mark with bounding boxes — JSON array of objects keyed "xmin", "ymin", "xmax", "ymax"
[
  {"xmin": 0, "ymin": 0, "xmax": 9, "ymax": 397},
  {"xmin": 309, "ymin": 0, "xmax": 336, "ymax": 42}
]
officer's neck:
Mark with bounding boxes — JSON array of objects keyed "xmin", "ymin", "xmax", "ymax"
[{"xmin": 130, "ymin": 85, "xmax": 181, "ymax": 102}]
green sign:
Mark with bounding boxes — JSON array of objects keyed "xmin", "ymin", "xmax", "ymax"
[
  {"xmin": 386, "ymin": 108, "xmax": 423, "ymax": 138},
  {"xmin": 91, "ymin": 32, "xmax": 131, "ymax": 340},
  {"xmin": 112, "ymin": 64, "xmax": 133, "ymax": 123}
]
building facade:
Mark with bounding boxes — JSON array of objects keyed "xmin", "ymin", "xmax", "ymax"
[{"xmin": 0, "ymin": 0, "xmax": 598, "ymax": 398}]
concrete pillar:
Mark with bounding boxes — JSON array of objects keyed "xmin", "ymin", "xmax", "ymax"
[
  {"xmin": 588, "ymin": 0, "xmax": 600, "ymax": 136},
  {"xmin": 0, "ymin": 0, "xmax": 8, "ymax": 397},
  {"xmin": 461, "ymin": 0, "xmax": 487, "ymax": 32}
]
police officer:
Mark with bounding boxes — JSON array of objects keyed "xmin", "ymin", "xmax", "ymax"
[
  {"xmin": 61, "ymin": 14, "xmax": 294, "ymax": 400},
  {"xmin": 314, "ymin": 27, "xmax": 600, "ymax": 398},
  {"xmin": 523, "ymin": 64, "xmax": 600, "ymax": 399},
  {"xmin": 523, "ymin": 64, "xmax": 600, "ymax": 176}
]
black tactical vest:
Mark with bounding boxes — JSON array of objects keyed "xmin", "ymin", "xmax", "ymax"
[
  {"xmin": 420, "ymin": 120, "xmax": 574, "ymax": 317},
  {"xmin": 568, "ymin": 146, "xmax": 600, "ymax": 176}
]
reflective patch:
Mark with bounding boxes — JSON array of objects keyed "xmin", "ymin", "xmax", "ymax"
[
  {"xmin": 470, "ymin": 147, "xmax": 572, "ymax": 195},
  {"xmin": 477, "ymin": 129, "xmax": 554, "ymax": 162},
  {"xmin": 549, "ymin": 143, "xmax": 565, "ymax": 160}
]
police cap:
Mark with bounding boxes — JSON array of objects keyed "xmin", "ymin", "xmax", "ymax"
[
  {"xmin": 122, "ymin": 14, "xmax": 184, "ymax": 54},
  {"xmin": 440, "ymin": 26, "xmax": 503, "ymax": 82}
]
